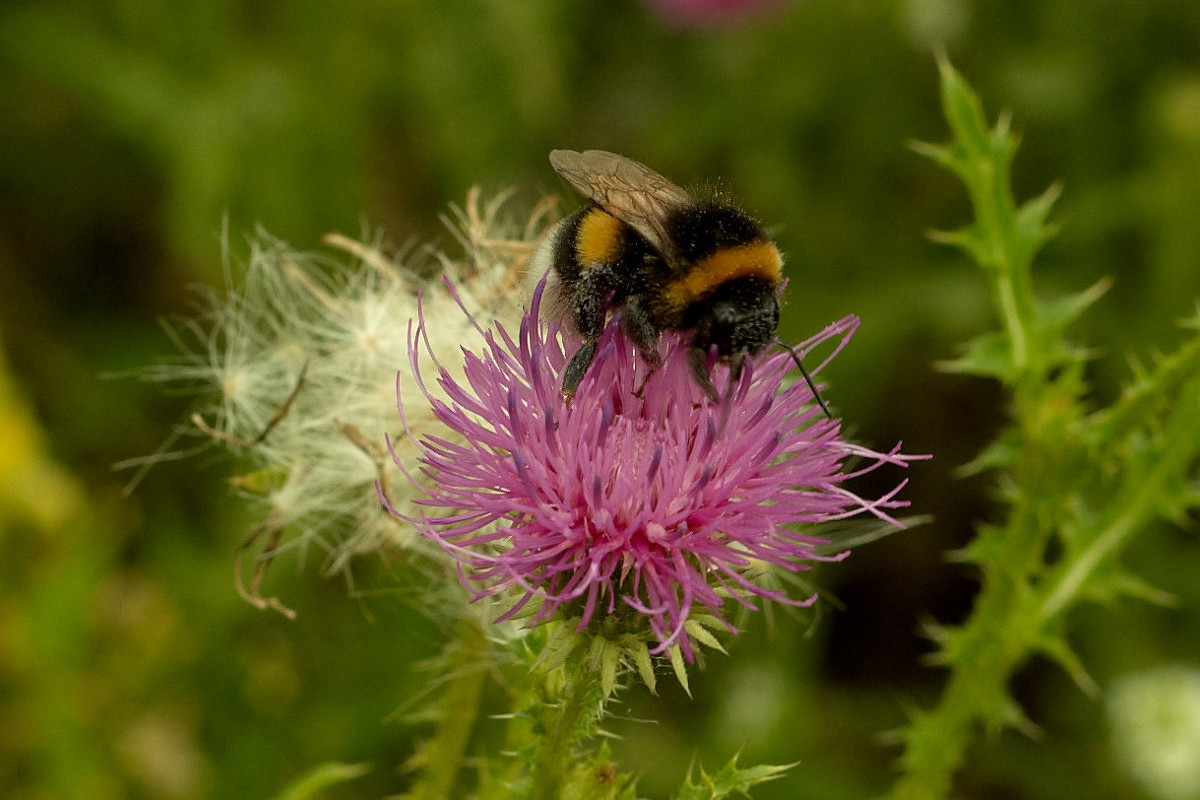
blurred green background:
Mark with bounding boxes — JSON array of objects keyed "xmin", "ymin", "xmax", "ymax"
[{"xmin": 2, "ymin": 0, "xmax": 1199, "ymax": 797}]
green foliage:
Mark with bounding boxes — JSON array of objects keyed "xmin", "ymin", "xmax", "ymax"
[
  {"xmin": 887, "ymin": 57, "xmax": 1200, "ymax": 800},
  {"xmin": 3, "ymin": 1, "xmax": 1199, "ymax": 797},
  {"xmin": 270, "ymin": 761, "xmax": 372, "ymax": 800},
  {"xmin": 402, "ymin": 618, "xmax": 490, "ymax": 800},
  {"xmin": 396, "ymin": 613, "xmax": 768, "ymax": 799},
  {"xmin": 673, "ymin": 754, "xmax": 793, "ymax": 800}
]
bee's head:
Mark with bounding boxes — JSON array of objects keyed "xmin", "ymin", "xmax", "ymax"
[{"xmin": 690, "ymin": 276, "xmax": 780, "ymax": 363}]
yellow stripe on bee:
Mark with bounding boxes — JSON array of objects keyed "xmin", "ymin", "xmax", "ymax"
[
  {"xmin": 575, "ymin": 209, "xmax": 625, "ymax": 266},
  {"xmin": 665, "ymin": 241, "xmax": 782, "ymax": 308}
]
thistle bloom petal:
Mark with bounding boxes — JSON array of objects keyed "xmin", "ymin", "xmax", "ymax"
[{"xmin": 385, "ymin": 280, "xmax": 923, "ymax": 658}]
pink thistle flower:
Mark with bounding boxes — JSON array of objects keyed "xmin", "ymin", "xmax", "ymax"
[{"xmin": 383, "ymin": 280, "xmax": 923, "ymax": 660}]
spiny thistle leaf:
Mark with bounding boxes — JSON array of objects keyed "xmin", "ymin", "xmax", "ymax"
[
  {"xmin": 888, "ymin": 57, "xmax": 1200, "ymax": 800},
  {"xmin": 626, "ymin": 637, "xmax": 657, "ymax": 695},
  {"xmin": 670, "ymin": 646, "xmax": 692, "ymax": 698},
  {"xmin": 534, "ymin": 620, "xmax": 583, "ymax": 674},
  {"xmin": 1036, "ymin": 277, "xmax": 1113, "ymax": 335},
  {"xmin": 1032, "ymin": 634, "xmax": 1100, "ymax": 697},
  {"xmin": 936, "ymin": 331, "xmax": 1012, "ymax": 379},
  {"xmin": 1015, "ymin": 182, "xmax": 1064, "ymax": 258},
  {"xmin": 600, "ymin": 639, "xmax": 620, "ymax": 699},
  {"xmin": 683, "ymin": 619, "xmax": 726, "ymax": 654},
  {"xmin": 673, "ymin": 754, "xmax": 794, "ymax": 800},
  {"xmin": 927, "ymin": 222, "xmax": 994, "ymax": 268}
]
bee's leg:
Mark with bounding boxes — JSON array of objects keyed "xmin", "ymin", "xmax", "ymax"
[
  {"xmin": 621, "ymin": 295, "xmax": 661, "ymax": 368},
  {"xmin": 721, "ymin": 351, "xmax": 748, "ymax": 403},
  {"xmin": 561, "ymin": 263, "xmax": 616, "ymax": 397},
  {"xmin": 688, "ymin": 346, "xmax": 720, "ymax": 403},
  {"xmin": 622, "ymin": 296, "xmax": 665, "ymax": 398},
  {"xmin": 570, "ymin": 266, "xmax": 614, "ymax": 340},
  {"xmin": 563, "ymin": 341, "xmax": 600, "ymax": 399}
]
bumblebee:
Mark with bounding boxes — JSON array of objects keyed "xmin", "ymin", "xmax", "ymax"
[{"xmin": 539, "ymin": 149, "xmax": 826, "ymax": 411}]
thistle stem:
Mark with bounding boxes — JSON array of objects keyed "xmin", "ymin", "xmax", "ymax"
[
  {"xmin": 530, "ymin": 662, "xmax": 601, "ymax": 800},
  {"xmin": 409, "ymin": 617, "xmax": 488, "ymax": 800}
]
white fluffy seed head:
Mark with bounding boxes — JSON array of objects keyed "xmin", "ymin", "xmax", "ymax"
[{"xmin": 139, "ymin": 190, "xmax": 557, "ymax": 575}]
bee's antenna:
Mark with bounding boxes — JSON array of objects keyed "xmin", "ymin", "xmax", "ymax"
[{"xmin": 776, "ymin": 340, "xmax": 832, "ymax": 420}]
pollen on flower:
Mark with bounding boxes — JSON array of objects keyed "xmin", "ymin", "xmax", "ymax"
[
  {"xmin": 385, "ymin": 277, "xmax": 926, "ymax": 660},
  {"xmin": 133, "ymin": 190, "xmax": 551, "ymax": 583}
]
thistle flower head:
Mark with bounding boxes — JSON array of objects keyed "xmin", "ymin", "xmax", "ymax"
[{"xmin": 387, "ymin": 280, "xmax": 923, "ymax": 659}]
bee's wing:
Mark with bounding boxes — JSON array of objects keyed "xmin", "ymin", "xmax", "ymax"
[{"xmin": 549, "ymin": 149, "xmax": 691, "ymax": 262}]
